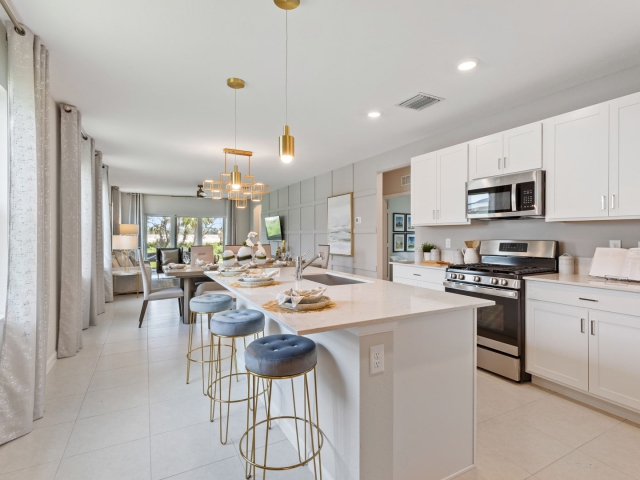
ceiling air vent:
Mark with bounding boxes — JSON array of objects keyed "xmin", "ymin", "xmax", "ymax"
[
  {"xmin": 395, "ymin": 93, "xmax": 443, "ymax": 111},
  {"xmin": 401, "ymin": 174, "xmax": 411, "ymax": 186}
]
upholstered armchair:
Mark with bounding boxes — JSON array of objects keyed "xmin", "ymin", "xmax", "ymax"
[{"xmin": 155, "ymin": 247, "xmax": 184, "ymax": 275}]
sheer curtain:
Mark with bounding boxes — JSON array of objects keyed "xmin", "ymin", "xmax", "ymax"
[
  {"xmin": 0, "ymin": 25, "xmax": 51, "ymax": 445},
  {"xmin": 95, "ymin": 151, "xmax": 106, "ymax": 310},
  {"xmin": 129, "ymin": 193, "xmax": 145, "ymax": 261},
  {"xmin": 102, "ymin": 161, "xmax": 113, "ymax": 302}
]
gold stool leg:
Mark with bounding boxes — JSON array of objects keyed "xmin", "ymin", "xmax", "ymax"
[
  {"xmin": 200, "ymin": 314, "xmax": 207, "ymax": 395},
  {"xmin": 313, "ymin": 367, "xmax": 323, "ymax": 480},
  {"xmin": 262, "ymin": 379, "xmax": 273, "ymax": 480},
  {"xmin": 219, "ymin": 337, "xmax": 236, "ymax": 444},
  {"xmin": 186, "ymin": 312, "xmax": 195, "ymax": 385}
]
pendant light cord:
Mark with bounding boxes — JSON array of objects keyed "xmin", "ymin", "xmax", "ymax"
[
  {"xmin": 285, "ymin": 10, "xmax": 288, "ymax": 125},
  {"xmin": 234, "ymin": 89, "xmax": 237, "ymax": 165}
]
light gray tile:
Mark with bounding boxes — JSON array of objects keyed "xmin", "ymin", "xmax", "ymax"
[
  {"xmin": 150, "ymin": 422, "xmax": 237, "ymax": 480},
  {"xmin": 78, "ymin": 382, "xmax": 149, "ymax": 419},
  {"xmin": 250, "ymin": 440, "xmax": 315, "ymax": 479},
  {"xmin": 104, "ymin": 327, "xmax": 147, "ymax": 344},
  {"xmin": 165, "ymin": 456, "xmax": 245, "ymax": 480},
  {"xmin": 55, "ymin": 437, "xmax": 150, "ymax": 480},
  {"xmin": 0, "ymin": 462, "xmax": 59, "ymax": 480},
  {"xmin": 33, "ymin": 394, "xmax": 84, "ymax": 429},
  {"xmin": 477, "ymin": 374, "xmax": 549, "ymax": 415},
  {"xmin": 457, "ymin": 444, "xmax": 529, "ymax": 480},
  {"xmin": 0, "ymin": 422, "xmax": 73, "ymax": 475},
  {"xmin": 148, "ymin": 343, "xmax": 189, "ymax": 363},
  {"xmin": 536, "ymin": 450, "xmax": 633, "ymax": 480},
  {"xmin": 48, "ymin": 356, "xmax": 99, "ymax": 379},
  {"xmin": 72, "ymin": 345, "xmax": 103, "ymax": 359},
  {"xmin": 101, "ymin": 339, "xmax": 147, "ymax": 356},
  {"xmin": 150, "ymin": 393, "xmax": 210, "ymax": 435},
  {"xmin": 147, "ymin": 325, "xmax": 188, "ymax": 339},
  {"xmin": 95, "ymin": 349, "xmax": 148, "ymax": 371},
  {"xmin": 579, "ymin": 421, "xmax": 640, "ymax": 480},
  {"xmin": 64, "ymin": 405, "xmax": 150, "ymax": 458},
  {"xmin": 45, "ymin": 374, "xmax": 92, "ymax": 400},
  {"xmin": 89, "ymin": 363, "xmax": 148, "ymax": 392}
]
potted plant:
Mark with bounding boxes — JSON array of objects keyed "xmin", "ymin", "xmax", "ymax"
[{"xmin": 421, "ymin": 243, "xmax": 438, "ymax": 261}]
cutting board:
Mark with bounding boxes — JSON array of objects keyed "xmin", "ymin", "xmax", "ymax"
[{"xmin": 420, "ymin": 261, "xmax": 452, "ymax": 267}]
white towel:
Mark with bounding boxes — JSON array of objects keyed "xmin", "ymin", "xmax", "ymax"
[{"xmin": 276, "ymin": 287, "xmax": 327, "ymax": 307}]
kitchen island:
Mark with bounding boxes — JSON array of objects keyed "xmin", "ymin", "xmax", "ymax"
[{"xmin": 205, "ymin": 267, "xmax": 493, "ymax": 480}]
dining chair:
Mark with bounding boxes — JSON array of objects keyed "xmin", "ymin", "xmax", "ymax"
[
  {"xmin": 224, "ymin": 245, "xmax": 242, "ymax": 256},
  {"xmin": 314, "ymin": 245, "xmax": 330, "ymax": 268},
  {"xmin": 138, "ymin": 248, "xmax": 185, "ymax": 328},
  {"xmin": 190, "ymin": 245, "xmax": 215, "ymax": 265}
]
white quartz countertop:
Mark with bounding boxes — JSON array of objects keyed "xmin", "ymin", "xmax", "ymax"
[
  {"xmin": 205, "ymin": 267, "xmax": 493, "ymax": 335},
  {"xmin": 389, "ymin": 261, "xmax": 448, "ymax": 271},
  {"xmin": 525, "ymin": 273, "xmax": 640, "ymax": 294}
]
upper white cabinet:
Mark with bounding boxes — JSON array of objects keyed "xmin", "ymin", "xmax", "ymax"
[
  {"xmin": 469, "ymin": 122, "xmax": 542, "ymax": 180},
  {"xmin": 411, "ymin": 143, "xmax": 469, "ymax": 226},
  {"xmin": 609, "ymin": 92, "xmax": 640, "ymax": 218},
  {"xmin": 545, "ymin": 103, "xmax": 610, "ymax": 221}
]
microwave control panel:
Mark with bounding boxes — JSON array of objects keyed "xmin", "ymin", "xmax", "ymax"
[{"xmin": 516, "ymin": 181, "xmax": 536, "ymax": 211}]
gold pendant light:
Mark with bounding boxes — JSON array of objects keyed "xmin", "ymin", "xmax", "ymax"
[
  {"xmin": 276, "ymin": 0, "xmax": 298, "ymax": 163},
  {"xmin": 203, "ymin": 78, "xmax": 269, "ymax": 208}
]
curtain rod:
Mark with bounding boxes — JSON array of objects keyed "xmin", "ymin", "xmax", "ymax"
[{"xmin": 0, "ymin": 0, "xmax": 25, "ymax": 36}]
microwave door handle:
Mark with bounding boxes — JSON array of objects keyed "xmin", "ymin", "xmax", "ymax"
[{"xmin": 511, "ymin": 184, "xmax": 518, "ymax": 212}]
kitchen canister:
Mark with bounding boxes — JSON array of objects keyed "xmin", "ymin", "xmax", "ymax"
[
  {"xmin": 559, "ymin": 253, "xmax": 575, "ymax": 275},
  {"xmin": 430, "ymin": 248, "xmax": 441, "ymax": 261}
]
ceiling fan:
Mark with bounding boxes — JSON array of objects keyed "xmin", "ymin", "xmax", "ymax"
[{"xmin": 170, "ymin": 185, "xmax": 208, "ymax": 199}]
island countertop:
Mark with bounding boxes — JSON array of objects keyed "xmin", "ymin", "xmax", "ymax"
[{"xmin": 204, "ymin": 266, "xmax": 493, "ymax": 335}]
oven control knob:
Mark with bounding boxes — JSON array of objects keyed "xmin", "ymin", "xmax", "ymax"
[
  {"xmin": 458, "ymin": 274, "xmax": 465, "ymax": 280},
  {"xmin": 499, "ymin": 279, "xmax": 508, "ymax": 286},
  {"xmin": 490, "ymin": 278, "xmax": 498, "ymax": 285},
  {"xmin": 450, "ymin": 273, "xmax": 457, "ymax": 279},
  {"xmin": 473, "ymin": 276, "xmax": 481, "ymax": 282}
]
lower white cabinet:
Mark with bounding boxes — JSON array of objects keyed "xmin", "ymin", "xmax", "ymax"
[
  {"xmin": 526, "ymin": 283, "xmax": 640, "ymax": 411},
  {"xmin": 392, "ymin": 265, "xmax": 445, "ymax": 291}
]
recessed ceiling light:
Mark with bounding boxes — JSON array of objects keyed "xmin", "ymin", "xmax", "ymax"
[
  {"xmin": 458, "ymin": 60, "xmax": 477, "ymax": 71},
  {"xmin": 368, "ymin": 112, "xmax": 381, "ymax": 118}
]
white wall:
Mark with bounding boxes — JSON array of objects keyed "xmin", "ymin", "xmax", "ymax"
[{"xmin": 268, "ymin": 63, "xmax": 640, "ymax": 275}]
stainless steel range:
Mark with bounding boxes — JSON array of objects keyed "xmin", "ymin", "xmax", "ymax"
[{"xmin": 443, "ymin": 240, "xmax": 558, "ymax": 382}]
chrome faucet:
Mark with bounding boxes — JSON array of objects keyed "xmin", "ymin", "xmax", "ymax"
[{"xmin": 295, "ymin": 250, "xmax": 325, "ymax": 280}]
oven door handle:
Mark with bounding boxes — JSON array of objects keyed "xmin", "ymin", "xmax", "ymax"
[{"xmin": 443, "ymin": 280, "xmax": 519, "ymax": 299}]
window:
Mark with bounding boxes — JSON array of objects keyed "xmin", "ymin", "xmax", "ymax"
[{"xmin": 144, "ymin": 215, "xmax": 224, "ymax": 259}]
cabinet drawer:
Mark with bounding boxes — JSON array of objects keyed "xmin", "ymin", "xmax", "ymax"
[
  {"xmin": 527, "ymin": 281, "xmax": 640, "ymax": 318},
  {"xmin": 393, "ymin": 265, "xmax": 445, "ymax": 284}
]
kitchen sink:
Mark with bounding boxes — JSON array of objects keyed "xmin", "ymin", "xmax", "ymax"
[{"xmin": 302, "ymin": 274, "xmax": 366, "ymax": 286}]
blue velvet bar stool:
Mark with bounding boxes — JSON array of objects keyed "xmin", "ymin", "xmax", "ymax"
[
  {"xmin": 187, "ymin": 294, "xmax": 234, "ymax": 395},
  {"xmin": 240, "ymin": 334, "xmax": 324, "ymax": 480},
  {"xmin": 207, "ymin": 309, "xmax": 266, "ymax": 445}
]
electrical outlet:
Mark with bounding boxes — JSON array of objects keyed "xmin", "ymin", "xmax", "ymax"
[
  {"xmin": 370, "ymin": 344, "xmax": 384, "ymax": 375},
  {"xmin": 610, "ymin": 240, "xmax": 621, "ymax": 248},
  {"xmin": 445, "ymin": 238, "xmax": 451, "ymax": 248},
  {"xmin": 355, "ymin": 217, "xmax": 362, "ymax": 224}
]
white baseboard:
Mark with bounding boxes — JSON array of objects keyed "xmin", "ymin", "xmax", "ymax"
[
  {"xmin": 532, "ymin": 375, "xmax": 640, "ymax": 424},
  {"xmin": 46, "ymin": 351, "xmax": 57, "ymax": 374}
]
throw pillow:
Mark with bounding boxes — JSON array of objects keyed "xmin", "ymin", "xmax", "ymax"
[{"xmin": 162, "ymin": 249, "xmax": 180, "ymax": 264}]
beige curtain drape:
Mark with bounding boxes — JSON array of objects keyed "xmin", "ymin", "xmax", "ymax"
[
  {"xmin": 0, "ymin": 24, "xmax": 51, "ymax": 446},
  {"xmin": 102, "ymin": 161, "xmax": 113, "ymax": 302}
]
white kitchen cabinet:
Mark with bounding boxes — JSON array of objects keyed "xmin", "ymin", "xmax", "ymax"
[
  {"xmin": 437, "ymin": 143, "xmax": 469, "ymax": 224},
  {"xmin": 392, "ymin": 264, "xmax": 446, "ymax": 291},
  {"xmin": 588, "ymin": 310, "xmax": 640, "ymax": 411},
  {"xmin": 410, "ymin": 152, "xmax": 437, "ymax": 226},
  {"xmin": 411, "ymin": 144, "xmax": 469, "ymax": 226},
  {"xmin": 544, "ymin": 103, "xmax": 610, "ymax": 221},
  {"xmin": 469, "ymin": 133, "xmax": 503, "ymax": 179},
  {"xmin": 609, "ymin": 92, "xmax": 640, "ymax": 218},
  {"xmin": 469, "ymin": 122, "xmax": 542, "ymax": 180},
  {"xmin": 526, "ymin": 300, "xmax": 589, "ymax": 391}
]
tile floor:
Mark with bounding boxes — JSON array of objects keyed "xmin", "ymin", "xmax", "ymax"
[{"xmin": 1, "ymin": 294, "xmax": 640, "ymax": 479}]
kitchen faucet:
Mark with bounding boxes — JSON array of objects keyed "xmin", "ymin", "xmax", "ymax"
[{"xmin": 295, "ymin": 250, "xmax": 325, "ymax": 280}]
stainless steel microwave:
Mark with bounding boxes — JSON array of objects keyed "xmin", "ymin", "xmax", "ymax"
[{"xmin": 466, "ymin": 169, "xmax": 545, "ymax": 220}]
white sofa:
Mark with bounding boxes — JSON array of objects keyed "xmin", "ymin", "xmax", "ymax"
[{"xmin": 112, "ymin": 250, "xmax": 152, "ymax": 294}]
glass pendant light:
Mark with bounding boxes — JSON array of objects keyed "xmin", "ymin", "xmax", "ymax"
[{"xmin": 276, "ymin": 1, "xmax": 299, "ymax": 163}]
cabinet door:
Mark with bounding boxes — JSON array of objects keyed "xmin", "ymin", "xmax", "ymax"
[
  {"xmin": 526, "ymin": 300, "xmax": 589, "ymax": 391},
  {"xmin": 609, "ymin": 93, "xmax": 640, "ymax": 218},
  {"xmin": 588, "ymin": 310, "xmax": 640, "ymax": 410},
  {"xmin": 468, "ymin": 133, "xmax": 503, "ymax": 180},
  {"xmin": 544, "ymin": 103, "xmax": 609, "ymax": 221},
  {"xmin": 410, "ymin": 153, "xmax": 438, "ymax": 226},
  {"xmin": 437, "ymin": 143, "xmax": 470, "ymax": 224},
  {"xmin": 503, "ymin": 122, "xmax": 542, "ymax": 174}
]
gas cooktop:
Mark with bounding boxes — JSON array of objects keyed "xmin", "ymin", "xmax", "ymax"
[{"xmin": 447, "ymin": 263, "xmax": 556, "ymax": 277}]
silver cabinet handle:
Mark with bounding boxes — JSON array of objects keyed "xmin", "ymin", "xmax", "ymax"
[
  {"xmin": 433, "ymin": 210, "xmax": 435, "ymax": 219},
  {"xmin": 581, "ymin": 318, "xmax": 585, "ymax": 333},
  {"xmin": 601, "ymin": 195, "xmax": 606, "ymax": 210},
  {"xmin": 413, "ymin": 273, "xmax": 421, "ymax": 276},
  {"xmin": 611, "ymin": 194, "xmax": 615, "ymax": 209},
  {"xmin": 503, "ymin": 157, "xmax": 507, "ymax": 169},
  {"xmin": 579, "ymin": 297, "xmax": 598, "ymax": 302},
  {"xmin": 498, "ymin": 158, "xmax": 501, "ymax": 169},
  {"xmin": 590, "ymin": 320, "xmax": 596, "ymax": 336}
]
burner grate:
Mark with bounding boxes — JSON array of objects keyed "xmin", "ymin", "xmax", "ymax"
[{"xmin": 448, "ymin": 263, "xmax": 556, "ymax": 276}]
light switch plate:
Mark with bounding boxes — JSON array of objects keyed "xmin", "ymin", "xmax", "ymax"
[
  {"xmin": 610, "ymin": 240, "xmax": 621, "ymax": 248},
  {"xmin": 355, "ymin": 217, "xmax": 362, "ymax": 224}
]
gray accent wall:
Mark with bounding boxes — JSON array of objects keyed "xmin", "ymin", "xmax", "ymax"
[{"xmin": 261, "ymin": 62, "xmax": 640, "ymax": 276}]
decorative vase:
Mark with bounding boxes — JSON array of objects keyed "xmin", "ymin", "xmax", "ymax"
[
  {"xmin": 221, "ymin": 250, "xmax": 236, "ymax": 266},
  {"xmin": 430, "ymin": 249, "xmax": 441, "ymax": 261},
  {"xmin": 255, "ymin": 255, "xmax": 267, "ymax": 265},
  {"xmin": 237, "ymin": 245, "xmax": 253, "ymax": 265},
  {"xmin": 423, "ymin": 252, "xmax": 431, "ymax": 261},
  {"xmin": 462, "ymin": 247, "xmax": 480, "ymax": 264}
]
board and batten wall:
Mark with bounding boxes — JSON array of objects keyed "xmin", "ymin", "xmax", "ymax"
[{"xmin": 269, "ymin": 62, "xmax": 640, "ymax": 275}]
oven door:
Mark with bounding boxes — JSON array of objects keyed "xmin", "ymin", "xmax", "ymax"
[{"xmin": 443, "ymin": 281, "xmax": 521, "ymax": 356}]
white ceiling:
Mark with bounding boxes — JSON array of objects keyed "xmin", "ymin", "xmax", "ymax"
[{"xmin": 9, "ymin": 0, "xmax": 640, "ymax": 195}]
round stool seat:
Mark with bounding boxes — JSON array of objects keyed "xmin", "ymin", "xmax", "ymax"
[
  {"xmin": 209, "ymin": 309, "xmax": 265, "ymax": 337},
  {"xmin": 245, "ymin": 334, "xmax": 317, "ymax": 378},
  {"xmin": 189, "ymin": 294, "xmax": 233, "ymax": 314}
]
